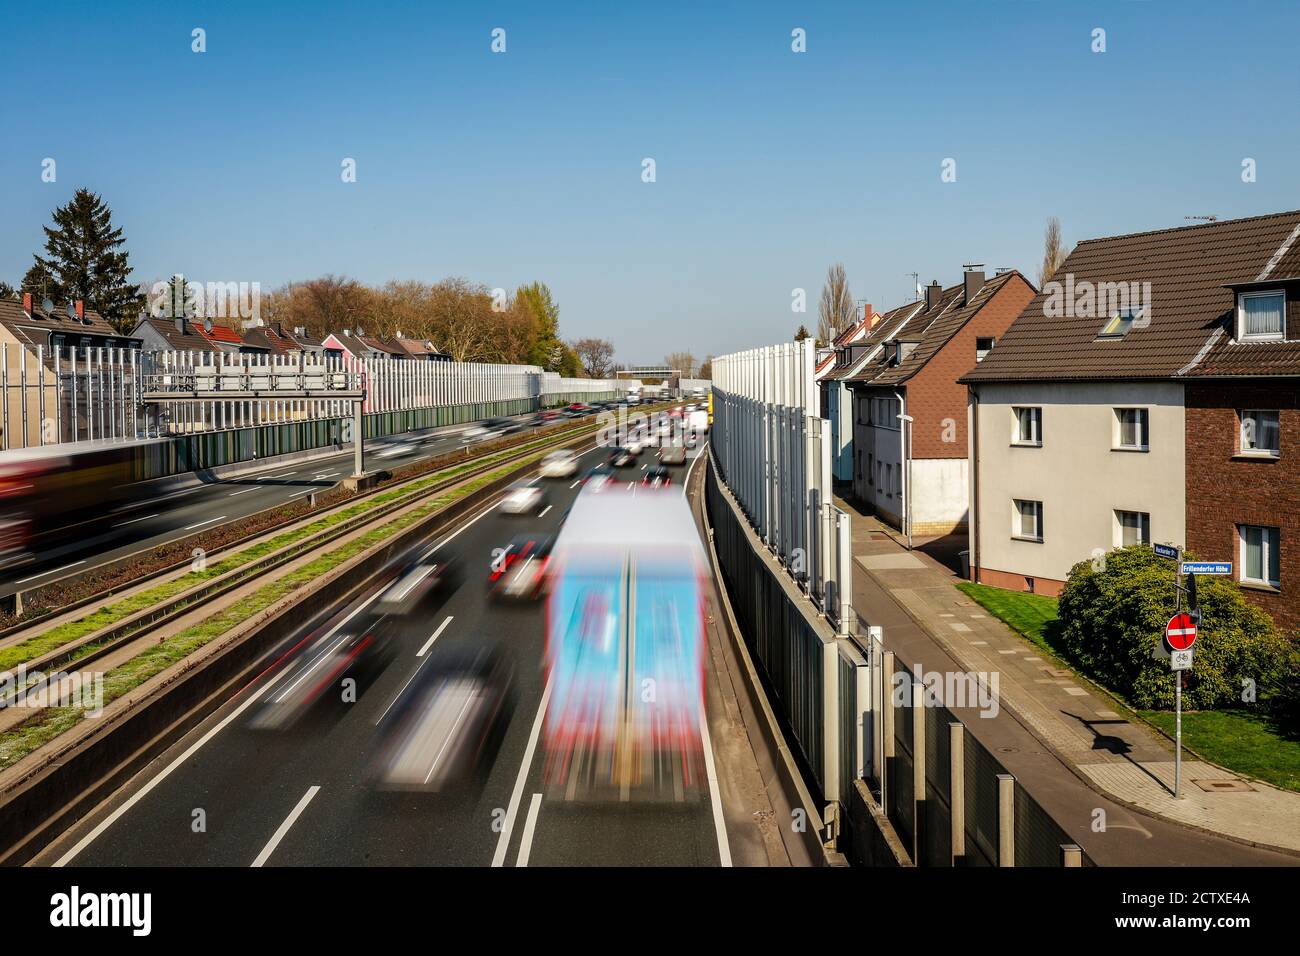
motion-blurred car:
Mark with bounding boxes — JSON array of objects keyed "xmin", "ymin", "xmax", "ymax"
[
  {"xmin": 688, "ymin": 409, "xmax": 709, "ymax": 435},
  {"xmin": 462, "ymin": 425, "xmax": 491, "ymax": 442},
  {"xmin": 658, "ymin": 445, "xmax": 687, "ymax": 466},
  {"xmin": 539, "ymin": 450, "xmax": 578, "ymax": 478},
  {"xmin": 248, "ymin": 624, "xmax": 395, "ymax": 731},
  {"xmin": 489, "ymin": 534, "xmax": 555, "ymax": 600},
  {"xmin": 369, "ymin": 646, "xmax": 513, "ymax": 792},
  {"xmin": 485, "ymin": 417, "xmax": 524, "ymax": 435},
  {"xmin": 623, "ymin": 436, "xmax": 644, "ymax": 455},
  {"xmin": 642, "ymin": 466, "xmax": 672, "ymax": 487},
  {"xmin": 584, "ymin": 465, "xmax": 615, "ymax": 489},
  {"xmin": 535, "ymin": 410, "xmax": 562, "ymax": 423},
  {"xmin": 373, "ymin": 557, "xmax": 460, "ymax": 616},
  {"xmin": 500, "ymin": 481, "xmax": 547, "ymax": 515},
  {"xmin": 608, "ymin": 448, "xmax": 635, "ymax": 467},
  {"xmin": 374, "ymin": 440, "xmax": 419, "ymax": 460}
]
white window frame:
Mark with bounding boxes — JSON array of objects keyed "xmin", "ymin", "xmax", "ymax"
[
  {"xmin": 1012, "ymin": 499, "xmax": 1043, "ymax": 542},
  {"xmin": 1237, "ymin": 290, "xmax": 1286, "ymax": 342},
  {"xmin": 1114, "ymin": 510, "xmax": 1151, "ymax": 547},
  {"xmin": 1012, "ymin": 406, "xmax": 1042, "ymax": 446},
  {"xmin": 1113, "ymin": 407, "xmax": 1149, "ymax": 451},
  {"xmin": 1239, "ymin": 409, "xmax": 1281, "ymax": 457},
  {"xmin": 1239, "ymin": 524, "xmax": 1280, "ymax": 588}
]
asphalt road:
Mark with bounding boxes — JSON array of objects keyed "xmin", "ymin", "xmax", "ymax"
[
  {"xmin": 0, "ymin": 412, "xmax": 575, "ymax": 599},
  {"xmin": 41, "ymin": 437, "xmax": 732, "ymax": 867}
]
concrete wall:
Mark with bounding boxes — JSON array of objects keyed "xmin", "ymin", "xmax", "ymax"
[
  {"xmin": 911, "ymin": 457, "xmax": 969, "ymax": 534},
  {"xmin": 970, "ymin": 380, "xmax": 1186, "ymax": 593}
]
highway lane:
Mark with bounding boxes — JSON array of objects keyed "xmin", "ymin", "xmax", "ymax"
[
  {"xmin": 0, "ymin": 411, "xmax": 573, "ymax": 599},
  {"xmin": 42, "ymin": 432, "xmax": 729, "ymax": 867}
]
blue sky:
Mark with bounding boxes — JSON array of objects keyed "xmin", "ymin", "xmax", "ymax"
[{"xmin": 2, "ymin": 0, "xmax": 1297, "ymax": 362}]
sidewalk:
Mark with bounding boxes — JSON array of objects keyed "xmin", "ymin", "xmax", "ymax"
[{"xmin": 836, "ymin": 493, "xmax": 1300, "ymax": 864}]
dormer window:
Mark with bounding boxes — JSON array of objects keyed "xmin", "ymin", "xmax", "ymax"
[
  {"xmin": 1238, "ymin": 291, "xmax": 1285, "ymax": 341},
  {"xmin": 1097, "ymin": 308, "xmax": 1144, "ymax": 339}
]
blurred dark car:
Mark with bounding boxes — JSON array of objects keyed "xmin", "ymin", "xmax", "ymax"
[
  {"xmin": 485, "ymin": 416, "xmax": 524, "ymax": 435},
  {"xmin": 642, "ymin": 466, "xmax": 672, "ymax": 487},
  {"xmin": 584, "ymin": 464, "xmax": 616, "ymax": 489},
  {"xmin": 489, "ymin": 534, "xmax": 556, "ymax": 600},
  {"xmin": 372, "ymin": 557, "xmax": 460, "ymax": 617},
  {"xmin": 369, "ymin": 646, "xmax": 514, "ymax": 792},
  {"xmin": 608, "ymin": 447, "xmax": 635, "ymax": 467}
]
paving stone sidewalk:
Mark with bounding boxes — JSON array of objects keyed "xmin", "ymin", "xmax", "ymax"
[{"xmin": 837, "ymin": 495, "xmax": 1300, "ymax": 858}]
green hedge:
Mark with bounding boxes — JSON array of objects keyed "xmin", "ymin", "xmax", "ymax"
[{"xmin": 1057, "ymin": 546, "xmax": 1298, "ymax": 713}]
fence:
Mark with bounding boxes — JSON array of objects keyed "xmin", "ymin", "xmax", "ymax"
[
  {"xmin": 851, "ymin": 625, "xmax": 1090, "ymax": 867},
  {"xmin": 710, "ymin": 340, "xmax": 852, "ymax": 632},
  {"xmin": 0, "ymin": 343, "xmax": 624, "ymax": 451}
]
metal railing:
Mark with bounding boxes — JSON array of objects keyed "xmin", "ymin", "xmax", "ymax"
[{"xmin": 0, "ymin": 343, "xmax": 626, "ymax": 451}]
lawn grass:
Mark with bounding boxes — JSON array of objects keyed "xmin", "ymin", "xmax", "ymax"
[
  {"xmin": 954, "ymin": 581, "xmax": 1064, "ymax": 652},
  {"xmin": 0, "ymin": 451, "xmax": 544, "ymax": 770},
  {"xmin": 1140, "ymin": 709, "xmax": 1300, "ymax": 793}
]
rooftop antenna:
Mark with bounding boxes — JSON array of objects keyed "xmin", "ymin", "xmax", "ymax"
[
  {"xmin": 906, "ymin": 272, "xmax": 920, "ymax": 301},
  {"xmin": 1184, "ymin": 215, "xmax": 1218, "ymax": 223}
]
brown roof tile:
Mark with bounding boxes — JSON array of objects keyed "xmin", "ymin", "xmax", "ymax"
[{"xmin": 962, "ymin": 210, "xmax": 1300, "ymax": 383}]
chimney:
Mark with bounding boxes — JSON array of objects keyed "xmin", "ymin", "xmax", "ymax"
[
  {"xmin": 925, "ymin": 280, "xmax": 942, "ymax": 312},
  {"xmin": 176, "ymin": 316, "xmax": 186, "ymax": 335},
  {"xmin": 963, "ymin": 264, "xmax": 985, "ymax": 305},
  {"xmin": 22, "ymin": 292, "xmax": 32, "ymax": 316},
  {"xmin": 862, "ymin": 302, "xmax": 876, "ymax": 329}
]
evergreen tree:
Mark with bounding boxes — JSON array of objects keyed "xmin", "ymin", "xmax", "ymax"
[
  {"xmin": 0, "ymin": 281, "xmax": 14, "ymax": 300},
  {"xmin": 794, "ymin": 324, "xmax": 811, "ymax": 341},
  {"xmin": 31, "ymin": 189, "xmax": 145, "ymax": 332},
  {"xmin": 22, "ymin": 260, "xmax": 58, "ymax": 301},
  {"xmin": 516, "ymin": 281, "xmax": 563, "ymax": 370}
]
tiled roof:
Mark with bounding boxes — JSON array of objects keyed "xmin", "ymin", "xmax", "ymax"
[
  {"xmin": 241, "ymin": 325, "xmax": 298, "ymax": 354},
  {"xmin": 132, "ymin": 317, "xmax": 223, "ymax": 351},
  {"xmin": 195, "ymin": 323, "xmax": 244, "ymax": 346},
  {"xmin": 845, "ymin": 282, "xmax": 969, "ymax": 385},
  {"xmin": 824, "ymin": 300, "xmax": 926, "ymax": 381},
  {"xmin": 962, "ymin": 210, "xmax": 1300, "ymax": 383},
  {"xmin": 873, "ymin": 272, "xmax": 1025, "ymax": 387}
]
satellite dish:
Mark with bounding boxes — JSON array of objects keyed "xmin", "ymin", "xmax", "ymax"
[
  {"xmin": 66, "ymin": 302, "xmax": 77, "ymax": 320},
  {"xmin": 203, "ymin": 318, "xmax": 213, "ymax": 334},
  {"xmin": 356, "ymin": 327, "xmax": 365, "ymax": 337},
  {"xmin": 41, "ymin": 297, "xmax": 54, "ymax": 314}
]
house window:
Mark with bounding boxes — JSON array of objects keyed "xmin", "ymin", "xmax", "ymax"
[
  {"xmin": 976, "ymin": 337, "xmax": 995, "ymax": 362},
  {"xmin": 49, "ymin": 333, "xmax": 66, "ymax": 356},
  {"xmin": 1013, "ymin": 499, "xmax": 1043, "ymax": 542},
  {"xmin": 1115, "ymin": 510, "xmax": 1151, "ymax": 547},
  {"xmin": 883, "ymin": 464, "xmax": 892, "ymax": 497},
  {"xmin": 867, "ymin": 453, "xmax": 874, "ymax": 486},
  {"xmin": 1013, "ymin": 406, "xmax": 1042, "ymax": 445},
  {"xmin": 1114, "ymin": 408, "xmax": 1149, "ymax": 451},
  {"xmin": 1240, "ymin": 409, "xmax": 1280, "ymax": 456},
  {"xmin": 1238, "ymin": 291, "xmax": 1285, "ymax": 341},
  {"xmin": 1240, "ymin": 525, "xmax": 1280, "ymax": 587}
]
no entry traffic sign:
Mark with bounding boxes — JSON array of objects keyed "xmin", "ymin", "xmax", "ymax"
[{"xmin": 1166, "ymin": 612, "xmax": 1197, "ymax": 651}]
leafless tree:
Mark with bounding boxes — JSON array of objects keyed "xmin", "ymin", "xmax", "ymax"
[
  {"xmin": 818, "ymin": 263, "xmax": 854, "ymax": 344},
  {"xmin": 1039, "ymin": 217, "xmax": 1069, "ymax": 287},
  {"xmin": 664, "ymin": 351, "xmax": 697, "ymax": 378},
  {"xmin": 572, "ymin": 337, "xmax": 616, "ymax": 378}
]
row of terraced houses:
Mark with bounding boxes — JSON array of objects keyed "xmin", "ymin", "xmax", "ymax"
[{"xmin": 818, "ymin": 210, "xmax": 1300, "ymax": 633}]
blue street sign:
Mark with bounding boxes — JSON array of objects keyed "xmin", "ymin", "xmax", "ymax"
[
  {"xmin": 1181, "ymin": 561, "xmax": 1232, "ymax": 576},
  {"xmin": 1153, "ymin": 543, "xmax": 1179, "ymax": 560}
]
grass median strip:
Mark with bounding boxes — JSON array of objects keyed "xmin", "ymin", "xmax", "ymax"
[
  {"xmin": 0, "ymin": 451, "xmax": 546, "ymax": 770},
  {"xmin": 0, "ymin": 428, "xmax": 592, "ymax": 674}
]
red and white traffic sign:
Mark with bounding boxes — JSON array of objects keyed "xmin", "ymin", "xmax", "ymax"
[{"xmin": 1166, "ymin": 612, "xmax": 1197, "ymax": 651}]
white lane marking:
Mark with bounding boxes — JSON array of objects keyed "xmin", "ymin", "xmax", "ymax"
[
  {"xmin": 417, "ymin": 616, "xmax": 454, "ymax": 657},
  {"xmin": 260, "ymin": 471, "xmax": 297, "ymax": 480},
  {"xmin": 184, "ymin": 515, "xmax": 227, "ymax": 531},
  {"xmin": 287, "ymin": 489, "xmax": 313, "ymax": 498},
  {"xmin": 228, "ymin": 488, "xmax": 257, "ymax": 497},
  {"xmin": 568, "ymin": 479, "xmax": 581, "ymax": 489},
  {"xmin": 376, "ymin": 656, "xmax": 433, "ymax": 725},
  {"xmin": 641, "ymin": 464, "xmax": 648, "ymax": 471},
  {"xmin": 491, "ymin": 673, "xmax": 554, "ymax": 867},
  {"xmin": 250, "ymin": 786, "xmax": 320, "ymax": 867},
  {"xmin": 54, "ymin": 589, "xmax": 383, "ymax": 865},
  {"xmin": 538, "ymin": 505, "xmax": 552, "ymax": 518},
  {"xmin": 684, "ymin": 440, "xmax": 708, "ymax": 489},
  {"xmin": 272, "ymin": 630, "xmax": 356, "ymax": 704},
  {"xmin": 516, "ymin": 793, "xmax": 544, "ymax": 867},
  {"xmin": 16, "ymin": 560, "xmax": 85, "ymax": 584},
  {"xmin": 113, "ymin": 513, "xmax": 158, "ymax": 528},
  {"xmin": 698, "ymin": 698, "xmax": 733, "ymax": 867}
]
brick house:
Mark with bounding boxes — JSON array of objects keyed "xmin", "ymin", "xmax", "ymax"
[
  {"xmin": 847, "ymin": 267, "xmax": 1035, "ymax": 536},
  {"xmin": 962, "ymin": 210, "xmax": 1300, "ymax": 629}
]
